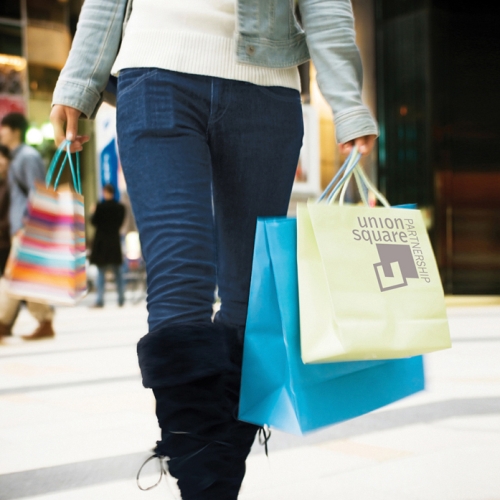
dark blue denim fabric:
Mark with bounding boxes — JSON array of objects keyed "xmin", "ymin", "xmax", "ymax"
[{"xmin": 116, "ymin": 68, "xmax": 303, "ymax": 331}]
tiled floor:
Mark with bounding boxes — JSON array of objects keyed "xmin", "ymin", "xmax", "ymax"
[{"xmin": 1, "ymin": 295, "xmax": 500, "ymax": 499}]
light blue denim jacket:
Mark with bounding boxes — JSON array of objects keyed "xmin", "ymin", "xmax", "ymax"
[{"xmin": 52, "ymin": 0, "xmax": 378, "ymax": 144}]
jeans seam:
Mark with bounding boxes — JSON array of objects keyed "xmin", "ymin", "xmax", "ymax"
[
  {"xmin": 118, "ymin": 69, "xmax": 159, "ymax": 99},
  {"xmin": 207, "ymin": 79, "xmax": 215, "ymax": 140},
  {"xmin": 208, "ymin": 81, "xmax": 232, "ymax": 127}
]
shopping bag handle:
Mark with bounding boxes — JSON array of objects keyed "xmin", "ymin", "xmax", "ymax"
[
  {"xmin": 332, "ymin": 164, "xmax": 390, "ymax": 207},
  {"xmin": 46, "ymin": 139, "xmax": 82, "ymax": 195},
  {"xmin": 325, "ymin": 147, "xmax": 362, "ymax": 203},
  {"xmin": 353, "ymin": 164, "xmax": 390, "ymax": 208},
  {"xmin": 324, "ymin": 148, "xmax": 390, "ymax": 207},
  {"xmin": 338, "ymin": 166, "xmax": 369, "ymax": 206},
  {"xmin": 317, "ymin": 147, "xmax": 361, "ymax": 203},
  {"xmin": 316, "ymin": 147, "xmax": 366, "ymax": 205},
  {"xmin": 317, "ymin": 146, "xmax": 391, "ymax": 207}
]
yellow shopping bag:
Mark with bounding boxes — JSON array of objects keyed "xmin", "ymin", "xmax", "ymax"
[{"xmin": 297, "ymin": 151, "xmax": 451, "ymax": 363}]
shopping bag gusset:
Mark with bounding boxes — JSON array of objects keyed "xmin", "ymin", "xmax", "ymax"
[
  {"xmin": 239, "ymin": 217, "xmax": 425, "ymax": 435},
  {"xmin": 297, "ymin": 149, "xmax": 451, "ymax": 363},
  {"xmin": 6, "ymin": 140, "xmax": 87, "ymax": 305}
]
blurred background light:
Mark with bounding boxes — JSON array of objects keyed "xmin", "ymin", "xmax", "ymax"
[
  {"xmin": 26, "ymin": 126, "xmax": 44, "ymax": 146},
  {"xmin": 0, "ymin": 54, "xmax": 27, "ymax": 71},
  {"xmin": 41, "ymin": 122, "xmax": 55, "ymax": 140},
  {"xmin": 125, "ymin": 231, "xmax": 142, "ymax": 261}
]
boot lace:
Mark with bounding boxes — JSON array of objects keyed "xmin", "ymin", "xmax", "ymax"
[
  {"xmin": 136, "ymin": 453, "xmax": 169, "ymax": 491},
  {"xmin": 258, "ymin": 425, "xmax": 271, "ymax": 457}
]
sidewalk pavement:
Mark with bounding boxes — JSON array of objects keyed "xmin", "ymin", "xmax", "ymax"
[{"xmin": 0, "ymin": 293, "xmax": 500, "ymax": 499}]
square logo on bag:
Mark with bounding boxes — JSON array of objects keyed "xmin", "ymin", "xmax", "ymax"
[
  {"xmin": 352, "ymin": 215, "xmax": 431, "ymax": 291},
  {"xmin": 373, "ymin": 244, "xmax": 418, "ymax": 292}
]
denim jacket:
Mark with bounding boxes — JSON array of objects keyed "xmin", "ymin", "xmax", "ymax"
[{"xmin": 52, "ymin": 0, "xmax": 378, "ymax": 144}]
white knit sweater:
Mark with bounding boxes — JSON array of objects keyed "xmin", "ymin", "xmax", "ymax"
[{"xmin": 111, "ymin": 0, "xmax": 301, "ymax": 90}]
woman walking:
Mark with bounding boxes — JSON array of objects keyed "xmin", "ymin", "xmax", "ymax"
[{"xmin": 51, "ymin": 0, "xmax": 378, "ymax": 497}]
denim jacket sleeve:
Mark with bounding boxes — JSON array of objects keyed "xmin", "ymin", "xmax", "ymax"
[
  {"xmin": 298, "ymin": 0, "xmax": 379, "ymax": 144},
  {"xmin": 52, "ymin": 0, "xmax": 127, "ymax": 118}
]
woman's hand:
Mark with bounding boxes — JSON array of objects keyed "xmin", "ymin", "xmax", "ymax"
[
  {"xmin": 339, "ymin": 134, "xmax": 377, "ymax": 156},
  {"xmin": 50, "ymin": 105, "xmax": 90, "ymax": 153}
]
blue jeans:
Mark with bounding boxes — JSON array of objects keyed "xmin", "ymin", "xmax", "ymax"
[
  {"xmin": 116, "ymin": 68, "xmax": 303, "ymax": 331},
  {"xmin": 96, "ymin": 265, "xmax": 125, "ymax": 306}
]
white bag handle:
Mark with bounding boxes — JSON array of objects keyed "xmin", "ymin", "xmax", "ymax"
[
  {"xmin": 318, "ymin": 146, "xmax": 391, "ymax": 208},
  {"xmin": 328, "ymin": 160, "xmax": 390, "ymax": 208},
  {"xmin": 324, "ymin": 148, "xmax": 361, "ymax": 203},
  {"xmin": 355, "ymin": 165, "xmax": 391, "ymax": 208},
  {"xmin": 338, "ymin": 167, "xmax": 369, "ymax": 206},
  {"xmin": 317, "ymin": 147, "xmax": 361, "ymax": 202}
]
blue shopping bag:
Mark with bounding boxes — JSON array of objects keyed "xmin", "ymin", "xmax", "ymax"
[{"xmin": 239, "ymin": 217, "xmax": 425, "ymax": 435}]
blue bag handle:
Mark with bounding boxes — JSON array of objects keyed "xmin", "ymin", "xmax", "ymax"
[
  {"xmin": 46, "ymin": 139, "xmax": 82, "ymax": 195},
  {"xmin": 317, "ymin": 147, "xmax": 361, "ymax": 203},
  {"xmin": 317, "ymin": 146, "xmax": 391, "ymax": 207},
  {"xmin": 316, "ymin": 146, "xmax": 362, "ymax": 204}
]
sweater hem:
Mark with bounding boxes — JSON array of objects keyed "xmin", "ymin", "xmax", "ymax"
[{"xmin": 111, "ymin": 30, "xmax": 301, "ymax": 91}]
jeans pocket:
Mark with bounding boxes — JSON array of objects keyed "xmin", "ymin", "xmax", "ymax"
[
  {"xmin": 255, "ymin": 85, "xmax": 301, "ymax": 103},
  {"xmin": 117, "ymin": 68, "xmax": 159, "ymax": 99}
]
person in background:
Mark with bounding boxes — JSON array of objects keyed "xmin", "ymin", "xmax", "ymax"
[
  {"xmin": 0, "ymin": 112, "xmax": 55, "ymax": 341},
  {"xmin": 90, "ymin": 183, "xmax": 126, "ymax": 308},
  {"xmin": 0, "ymin": 145, "xmax": 11, "ymax": 275}
]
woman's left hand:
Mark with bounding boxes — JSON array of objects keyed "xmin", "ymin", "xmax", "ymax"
[{"xmin": 339, "ymin": 134, "xmax": 377, "ymax": 156}]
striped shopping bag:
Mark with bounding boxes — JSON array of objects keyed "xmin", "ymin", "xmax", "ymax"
[{"xmin": 5, "ymin": 140, "xmax": 87, "ymax": 305}]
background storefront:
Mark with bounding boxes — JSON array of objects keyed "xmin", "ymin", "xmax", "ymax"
[
  {"xmin": 0, "ymin": 0, "xmax": 97, "ymax": 239},
  {"xmin": 1, "ymin": 0, "xmax": 499, "ymax": 294},
  {"xmin": 375, "ymin": 0, "xmax": 500, "ymax": 293}
]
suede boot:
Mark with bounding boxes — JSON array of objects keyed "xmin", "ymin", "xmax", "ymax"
[{"xmin": 138, "ymin": 322, "xmax": 259, "ymax": 499}]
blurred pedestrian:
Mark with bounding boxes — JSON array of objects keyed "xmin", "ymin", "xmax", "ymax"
[
  {"xmin": 51, "ymin": 0, "xmax": 378, "ymax": 497},
  {"xmin": 90, "ymin": 184, "xmax": 126, "ymax": 308},
  {"xmin": 0, "ymin": 145, "xmax": 11, "ymax": 275},
  {"xmin": 0, "ymin": 113, "xmax": 55, "ymax": 341}
]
